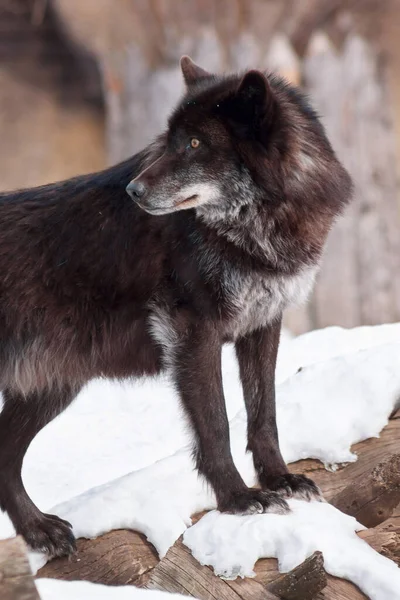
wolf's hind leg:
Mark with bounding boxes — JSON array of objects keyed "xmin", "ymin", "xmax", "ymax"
[{"xmin": 0, "ymin": 385, "xmax": 80, "ymax": 557}]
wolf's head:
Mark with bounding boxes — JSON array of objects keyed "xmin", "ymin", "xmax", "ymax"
[
  {"xmin": 126, "ymin": 57, "xmax": 351, "ymax": 224},
  {"xmin": 126, "ymin": 57, "xmax": 280, "ymax": 218}
]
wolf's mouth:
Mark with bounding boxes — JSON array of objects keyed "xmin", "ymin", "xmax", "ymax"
[
  {"xmin": 175, "ymin": 194, "xmax": 198, "ymax": 208},
  {"xmin": 137, "ymin": 194, "xmax": 200, "ymax": 216}
]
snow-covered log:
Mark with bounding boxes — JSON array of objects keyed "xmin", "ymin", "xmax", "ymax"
[{"xmin": 37, "ymin": 413, "xmax": 400, "ymax": 599}]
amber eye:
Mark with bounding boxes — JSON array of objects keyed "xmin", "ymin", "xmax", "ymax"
[{"xmin": 190, "ymin": 138, "xmax": 200, "ymax": 149}]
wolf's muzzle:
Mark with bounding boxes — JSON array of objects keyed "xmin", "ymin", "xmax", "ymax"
[{"xmin": 126, "ymin": 180, "xmax": 147, "ymax": 200}]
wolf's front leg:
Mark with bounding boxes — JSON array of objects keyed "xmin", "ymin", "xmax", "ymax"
[
  {"xmin": 235, "ymin": 319, "xmax": 321, "ymax": 502},
  {"xmin": 174, "ymin": 321, "xmax": 288, "ymax": 515}
]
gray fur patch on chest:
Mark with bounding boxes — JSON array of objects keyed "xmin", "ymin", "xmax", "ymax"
[{"xmin": 224, "ymin": 265, "xmax": 318, "ymax": 339}]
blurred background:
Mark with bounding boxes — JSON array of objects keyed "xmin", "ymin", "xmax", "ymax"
[{"xmin": 0, "ymin": 0, "xmax": 399, "ymax": 334}]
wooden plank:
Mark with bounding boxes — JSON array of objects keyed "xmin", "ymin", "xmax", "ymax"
[
  {"xmin": 266, "ymin": 34, "xmax": 301, "ymax": 86},
  {"xmin": 0, "ymin": 536, "xmax": 40, "ymax": 600},
  {"xmin": 341, "ymin": 35, "xmax": 400, "ymax": 326},
  {"xmin": 303, "ymin": 32, "xmax": 400, "ymax": 330},
  {"xmin": 303, "ymin": 32, "xmax": 360, "ymax": 330}
]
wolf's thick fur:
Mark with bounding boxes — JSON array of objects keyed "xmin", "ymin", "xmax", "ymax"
[{"xmin": 0, "ymin": 58, "xmax": 352, "ymax": 556}]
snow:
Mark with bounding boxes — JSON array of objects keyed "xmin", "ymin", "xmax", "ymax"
[
  {"xmin": 276, "ymin": 342, "xmax": 400, "ymax": 466},
  {"xmin": 36, "ymin": 579, "xmax": 186, "ymax": 600},
  {"xmin": 184, "ymin": 502, "xmax": 400, "ymax": 600},
  {"xmin": 276, "ymin": 322, "xmax": 400, "ymax": 383},
  {"xmin": 1, "ymin": 323, "xmax": 400, "ymax": 600}
]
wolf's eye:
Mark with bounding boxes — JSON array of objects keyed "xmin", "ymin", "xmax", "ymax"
[{"xmin": 190, "ymin": 138, "xmax": 200, "ymax": 149}]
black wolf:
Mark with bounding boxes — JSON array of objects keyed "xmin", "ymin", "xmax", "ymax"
[{"xmin": 0, "ymin": 56, "xmax": 352, "ymax": 557}]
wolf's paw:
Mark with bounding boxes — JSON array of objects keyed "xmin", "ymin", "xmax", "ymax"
[
  {"xmin": 19, "ymin": 513, "xmax": 76, "ymax": 558},
  {"xmin": 262, "ymin": 473, "xmax": 323, "ymax": 502},
  {"xmin": 219, "ymin": 488, "xmax": 290, "ymax": 516}
]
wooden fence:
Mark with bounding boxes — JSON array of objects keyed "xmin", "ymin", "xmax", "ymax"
[
  {"xmin": 299, "ymin": 32, "xmax": 400, "ymax": 333},
  {"xmin": 1, "ymin": 2, "xmax": 397, "ymax": 332}
]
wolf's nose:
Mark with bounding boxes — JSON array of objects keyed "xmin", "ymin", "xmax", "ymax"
[{"xmin": 126, "ymin": 180, "xmax": 146, "ymax": 199}]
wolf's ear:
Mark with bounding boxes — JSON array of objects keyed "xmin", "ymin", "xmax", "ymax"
[
  {"xmin": 236, "ymin": 70, "xmax": 271, "ymax": 111},
  {"xmin": 224, "ymin": 70, "xmax": 275, "ymax": 140},
  {"xmin": 180, "ymin": 56, "xmax": 211, "ymax": 86}
]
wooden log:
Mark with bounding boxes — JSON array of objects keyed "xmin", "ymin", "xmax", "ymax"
[
  {"xmin": 363, "ymin": 527, "xmax": 400, "ymax": 564},
  {"xmin": 358, "ymin": 502, "xmax": 400, "ymax": 566},
  {"xmin": 267, "ymin": 551, "xmax": 326, "ymax": 599},
  {"xmin": 146, "ymin": 537, "xmax": 281, "ymax": 599},
  {"xmin": 0, "ymin": 536, "xmax": 40, "ymax": 600},
  {"xmin": 330, "ymin": 453, "xmax": 400, "ymax": 527},
  {"xmin": 146, "ymin": 538, "xmax": 329, "ymax": 600},
  {"xmin": 38, "ymin": 529, "xmax": 158, "ymax": 587},
  {"xmin": 253, "ymin": 553, "xmax": 366, "ymax": 600},
  {"xmin": 38, "ymin": 415, "xmax": 400, "ymax": 597},
  {"xmin": 147, "ymin": 539, "xmax": 236, "ymax": 599},
  {"xmin": 322, "ymin": 575, "xmax": 368, "ymax": 600}
]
